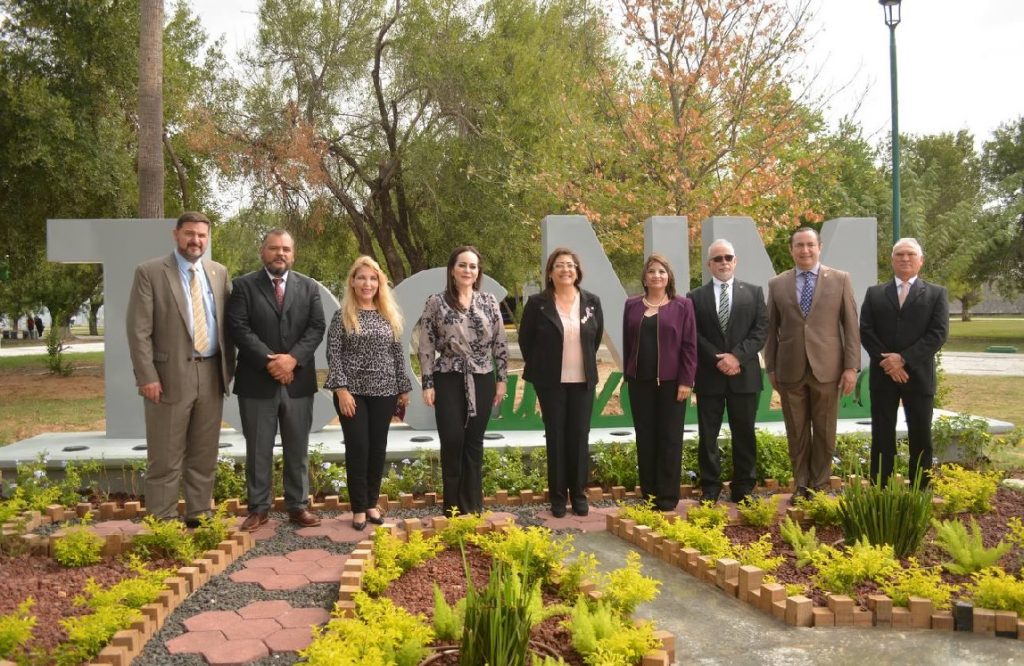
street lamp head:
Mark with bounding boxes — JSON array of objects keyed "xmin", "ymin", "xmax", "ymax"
[{"xmin": 880, "ymin": 0, "xmax": 902, "ymax": 27}]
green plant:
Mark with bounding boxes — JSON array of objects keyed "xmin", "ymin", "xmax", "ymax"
[
  {"xmin": 474, "ymin": 525, "xmax": 573, "ymax": 586},
  {"xmin": 931, "ymin": 465, "xmax": 1001, "ymax": 515},
  {"xmin": 932, "ymin": 517, "xmax": 1012, "ymax": 575},
  {"xmin": 566, "ymin": 597, "xmax": 659, "ymax": 666},
  {"xmin": 0, "ymin": 598, "xmax": 36, "ymax": 659},
  {"xmin": 838, "ymin": 473, "xmax": 932, "ymax": 558},
  {"xmin": 363, "ymin": 528, "xmax": 443, "ymax": 595},
  {"xmin": 190, "ymin": 504, "xmax": 233, "ymax": 552},
  {"xmin": 685, "ymin": 502, "xmax": 729, "ymax": 527},
  {"xmin": 780, "ymin": 517, "xmax": 823, "ymax": 568},
  {"xmin": 558, "ymin": 551, "xmax": 599, "ymax": 602},
  {"xmin": 212, "ymin": 457, "xmax": 246, "ymax": 503},
  {"xmin": 309, "ymin": 445, "xmax": 348, "ymax": 499},
  {"xmin": 432, "ymin": 583, "xmax": 466, "ymax": 642},
  {"xmin": 733, "ymin": 534, "xmax": 784, "ymax": 573},
  {"xmin": 616, "ymin": 499, "xmax": 669, "ymax": 532},
  {"xmin": 53, "ymin": 515, "xmax": 104, "ymax": 567},
  {"xmin": 131, "ymin": 515, "xmax": 198, "ymax": 563},
  {"xmin": 482, "ymin": 447, "xmax": 546, "ymax": 496},
  {"xmin": 460, "ymin": 546, "xmax": 536, "ymax": 666},
  {"xmin": 736, "ymin": 495, "xmax": 778, "ymax": 527},
  {"xmin": 121, "ymin": 459, "xmax": 147, "ymax": 499},
  {"xmin": 833, "ymin": 433, "xmax": 909, "ymax": 479},
  {"xmin": 601, "ymin": 551, "xmax": 661, "ymax": 616},
  {"xmin": 810, "ymin": 539, "xmax": 900, "ymax": 595},
  {"xmin": 437, "ymin": 511, "xmax": 487, "ymax": 548},
  {"xmin": 590, "ymin": 440, "xmax": 639, "ymax": 490},
  {"xmin": 932, "ymin": 413, "xmax": 998, "ymax": 466},
  {"xmin": 45, "ymin": 325, "xmax": 73, "ymax": 376},
  {"xmin": 661, "ymin": 517, "xmax": 733, "ymax": 560},
  {"xmin": 880, "ymin": 558, "xmax": 956, "ymax": 609},
  {"xmin": 301, "ymin": 592, "xmax": 433, "ymax": 666},
  {"xmin": 796, "ymin": 490, "xmax": 843, "ymax": 527},
  {"xmin": 56, "ymin": 604, "xmax": 140, "ymax": 665},
  {"xmin": 968, "ymin": 567, "xmax": 1024, "ymax": 616},
  {"xmin": 753, "ymin": 430, "xmax": 792, "ymax": 485}
]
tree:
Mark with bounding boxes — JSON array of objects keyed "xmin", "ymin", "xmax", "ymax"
[
  {"xmin": 980, "ymin": 116, "xmax": 1024, "ymax": 296},
  {"xmin": 139, "ymin": 0, "xmax": 164, "ymax": 217}
]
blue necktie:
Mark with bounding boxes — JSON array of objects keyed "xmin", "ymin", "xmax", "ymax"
[{"xmin": 799, "ymin": 271, "xmax": 815, "ymax": 317}]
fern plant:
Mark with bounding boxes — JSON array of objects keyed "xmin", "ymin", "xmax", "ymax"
[
  {"xmin": 932, "ymin": 517, "xmax": 1012, "ymax": 575},
  {"xmin": 432, "ymin": 583, "xmax": 465, "ymax": 643},
  {"xmin": 780, "ymin": 516, "xmax": 822, "ymax": 568}
]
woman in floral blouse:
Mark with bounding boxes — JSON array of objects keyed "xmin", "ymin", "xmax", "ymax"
[
  {"xmin": 417, "ymin": 245, "xmax": 509, "ymax": 516},
  {"xmin": 325, "ymin": 256, "xmax": 411, "ymax": 530}
]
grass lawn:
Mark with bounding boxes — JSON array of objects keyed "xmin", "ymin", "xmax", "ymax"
[
  {"xmin": 943, "ymin": 374, "xmax": 1024, "ymax": 469},
  {"xmin": 945, "ymin": 317, "xmax": 1024, "ymax": 352}
]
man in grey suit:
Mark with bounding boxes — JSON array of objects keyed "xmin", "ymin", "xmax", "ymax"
[
  {"xmin": 227, "ymin": 229, "xmax": 326, "ymax": 531},
  {"xmin": 860, "ymin": 238, "xmax": 948, "ymax": 488},
  {"xmin": 688, "ymin": 239, "xmax": 768, "ymax": 504},
  {"xmin": 766, "ymin": 227, "xmax": 860, "ymax": 502},
  {"xmin": 126, "ymin": 211, "xmax": 235, "ymax": 525}
]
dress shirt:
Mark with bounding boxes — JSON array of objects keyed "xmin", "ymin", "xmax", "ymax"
[
  {"xmin": 795, "ymin": 263, "xmax": 820, "ymax": 302},
  {"xmin": 713, "ymin": 277, "xmax": 734, "ymax": 318},
  {"xmin": 174, "ymin": 251, "xmax": 219, "ymax": 357}
]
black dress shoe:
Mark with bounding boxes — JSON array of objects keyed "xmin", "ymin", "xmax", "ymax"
[
  {"xmin": 184, "ymin": 518, "xmax": 202, "ymax": 529},
  {"xmin": 366, "ymin": 507, "xmax": 385, "ymax": 525},
  {"xmin": 788, "ymin": 487, "xmax": 810, "ymax": 505},
  {"xmin": 571, "ymin": 500, "xmax": 589, "ymax": 517},
  {"xmin": 550, "ymin": 505, "xmax": 566, "ymax": 518},
  {"xmin": 352, "ymin": 518, "xmax": 367, "ymax": 531}
]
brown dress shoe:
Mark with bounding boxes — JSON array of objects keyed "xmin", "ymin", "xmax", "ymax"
[
  {"xmin": 240, "ymin": 512, "xmax": 268, "ymax": 532},
  {"xmin": 289, "ymin": 509, "xmax": 321, "ymax": 527}
]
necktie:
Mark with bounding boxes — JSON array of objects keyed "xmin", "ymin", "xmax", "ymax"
[
  {"xmin": 898, "ymin": 281, "xmax": 908, "ymax": 308},
  {"xmin": 273, "ymin": 277, "xmax": 284, "ymax": 309},
  {"xmin": 190, "ymin": 267, "xmax": 209, "ymax": 355},
  {"xmin": 718, "ymin": 282, "xmax": 730, "ymax": 332},
  {"xmin": 799, "ymin": 270, "xmax": 815, "ymax": 317}
]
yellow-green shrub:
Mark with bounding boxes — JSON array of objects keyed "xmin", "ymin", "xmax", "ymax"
[
  {"xmin": 810, "ymin": 539, "xmax": 900, "ymax": 595},
  {"xmin": 797, "ymin": 491, "xmax": 843, "ymax": 526},
  {"xmin": 968, "ymin": 567, "xmax": 1024, "ymax": 616},
  {"xmin": 880, "ymin": 558, "xmax": 956, "ymax": 609},
  {"xmin": 661, "ymin": 518, "xmax": 732, "ymax": 560},
  {"xmin": 53, "ymin": 524, "xmax": 104, "ymax": 567},
  {"xmin": 685, "ymin": 502, "xmax": 729, "ymax": 527},
  {"xmin": 566, "ymin": 597, "xmax": 659, "ymax": 666},
  {"xmin": 301, "ymin": 593, "xmax": 433, "ymax": 666},
  {"xmin": 474, "ymin": 525, "xmax": 573, "ymax": 585},
  {"xmin": 362, "ymin": 528, "xmax": 443, "ymax": 595},
  {"xmin": 736, "ymin": 496, "xmax": 778, "ymax": 528},
  {"xmin": 932, "ymin": 465, "xmax": 1001, "ymax": 515},
  {"xmin": 734, "ymin": 533, "xmax": 784, "ymax": 573},
  {"xmin": 600, "ymin": 551, "xmax": 661, "ymax": 616},
  {"xmin": 0, "ymin": 598, "xmax": 36, "ymax": 659}
]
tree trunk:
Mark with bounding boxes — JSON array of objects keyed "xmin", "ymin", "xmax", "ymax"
[
  {"xmin": 138, "ymin": 0, "xmax": 164, "ymax": 218},
  {"xmin": 89, "ymin": 299, "xmax": 102, "ymax": 336}
]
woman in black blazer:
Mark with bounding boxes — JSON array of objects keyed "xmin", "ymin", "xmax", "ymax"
[{"xmin": 519, "ymin": 248, "xmax": 604, "ymax": 517}]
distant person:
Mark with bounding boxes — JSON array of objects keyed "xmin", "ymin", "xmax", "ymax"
[
  {"xmin": 34, "ymin": 315, "xmax": 45, "ymax": 340},
  {"xmin": 519, "ymin": 248, "xmax": 604, "ymax": 517},
  {"xmin": 126, "ymin": 211, "xmax": 235, "ymax": 526},
  {"xmin": 860, "ymin": 238, "xmax": 948, "ymax": 488},
  {"xmin": 26, "ymin": 315, "xmax": 35, "ymax": 340},
  {"xmin": 227, "ymin": 229, "xmax": 326, "ymax": 531},
  {"xmin": 417, "ymin": 245, "xmax": 509, "ymax": 517},
  {"xmin": 623, "ymin": 253, "xmax": 697, "ymax": 511},
  {"xmin": 765, "ymin": 227, "xmax": 860, "ymax": 503},
  {"xmin": 687, "ymin": 240, "xmax": 768, "ymax": 504},
  {"xmin": 325, "ymin": 256, "xmax": 411, "ymax": 530}
]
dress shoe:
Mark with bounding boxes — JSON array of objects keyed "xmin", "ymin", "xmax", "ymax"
[
  {"xmin": 550, "ymin": 504, "xmax": 567, "ymax": 518},
  {"xmin": 352, "ymin": 518, "xmax": 367, "ymax": 531},
  {"xmin": 289, "ymin": 509, "xmax": 321, "ymax": 527},
  {"xmin": 788, "ymin": 487, "xmax": 810, "ymax": 506},
  {"xmin": 240, "ymin": 512, "xmax": 269, "ymax": 532},
  {"xmin": 184, "ymin": 518, "xmax": 202, "ymax": 529},
  {"xmin": 570, "ymin": 500, "xmax": 589, "ymax": 517},
  {"xmin": 366, "ymin": 507, "xmax": 385, "ymax": 525}
]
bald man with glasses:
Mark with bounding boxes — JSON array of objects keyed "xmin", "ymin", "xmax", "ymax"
[{"xmin": 687, "ymin": 240, "xmax": 768, "ymax": 504}]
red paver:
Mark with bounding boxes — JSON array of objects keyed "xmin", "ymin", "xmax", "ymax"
[
  {"xmin": 275, "ymin": 559, "xmax": 328, "ymax": 577},
  {"xmin": 202, "ymin": 638, "xmax": 269, "ymax": 666},
  {"xmin": 231, "ymin": 548, "xmax": 344, "ymax": 589},
  {"xmin": 316, "ymin": 554, "xmax": 349, "ymax": 569},
  {"xmin": 243, "ymin": 555, "xmax": 295, "ymax": 570},
  {"xmin": 259, "ymin": 573, "xmax": 314, "ymax": 591},
  {"xmin": 285, "ymin": 548, "xmax": 331, "ymax": 561},
  {"xmin": 166, "ymin": 630, "xmax": 226, "ymax": 654},
  {"xmin": 306, "ymin": 566, "xmax": 345, "ymax": 583},
  {"xmin": 277, "ymin": 607, "xmax": 330, "ymax": 628},
  {"xmin": 228, "ymin": 568, "xmax": 268, "ymax": 584},
  {"xmin": 265, "ymin": 626, "xmax": 316, "ymax": 653},
  {"xmin": 183, "ymin": 610, "xmax": 244, "ymax": 633},
  {"xmin": 237, "ymin": 600, "xmax": 293, "ymax": 619},
  {"xmin": 222, "ymin": 618, "xmax": 283, "ymax": 640},
  {"xmin": 538, "ymin": 506, "xmax": 615, "ymax": 532},
  {"xmin": 293, "ymin": 514, "xmax": 374, "ymax": 542},
  {"xmin": 232, "ymin": 516, "xmax": 280, "ymax": 541}
]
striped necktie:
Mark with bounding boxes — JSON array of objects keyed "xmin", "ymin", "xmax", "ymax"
[
  {"xmin": 190, "ymin": 267, "xmax": 209, "ymax": 354},
  {"xmin": 718, "ymin": 282, "xmax": 730, "ymax": 332}
]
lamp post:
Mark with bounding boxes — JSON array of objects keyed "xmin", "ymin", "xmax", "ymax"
[{"xmin": 881, "ymin": 0, "xmax": 902, "ymax": 245}]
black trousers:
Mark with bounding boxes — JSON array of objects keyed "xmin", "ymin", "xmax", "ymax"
[
  {"xmin": 535, "ymin": 383, "xmax": 594, "ymax": 509},
  {"xmin": 335, "ymin": 392, "xmax": 398, "ymax": 513},
  {"xmin": 696, "ymin": 391, "xmax": 759, "ymax": 501},
  {"xmin": 434, "ymin": 371, "xmax": 495, "ymax": 516},
  {"xmin": 627, "ymin": 379, "xmax": 686, "ymax": 510},
  {"xmin": 870, "ymin": 384, "xmax": 934, "ymax": 488}
]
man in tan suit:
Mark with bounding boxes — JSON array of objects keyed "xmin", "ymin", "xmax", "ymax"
[
  {"xmin": 126, "ymin": 211, "xmax": 234, "ymax": 525},
  {"xmin": 766, "ymin": 227, "xmax": 860, "ymax": 502}
]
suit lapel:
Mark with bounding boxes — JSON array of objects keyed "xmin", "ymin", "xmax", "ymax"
[
  {"xmin": 699, "ymin": 283, "xmax": 726, "ymax": 343},
  {"xmin": 163, "ymin": 254, "xmax": 191, "ymax": 331},
  {"xmin": 540, "ymin": 296, "xmax": 564, "ymax": 336},
  {"xmin": 905, "ymin": 279, "xmax": 926, "ymax": 308},
  {"xmin": 781, "ymin": 269, "xmax": 801, "ymax": 316},
  {"xmin": 885, "ymin": 281, "xmax": 899, "ymax": 310},
  {"xmin": 258, "ymin": 272, "xmax": 282, "ymax": 316}
]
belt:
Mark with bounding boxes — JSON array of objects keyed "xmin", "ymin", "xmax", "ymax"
[{"xmin": 189, "ymin": 354, "xmax": 219, "ymax": 363}]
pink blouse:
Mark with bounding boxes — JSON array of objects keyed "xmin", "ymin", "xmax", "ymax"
[{"xmin": 558, "ymin": 292, "xmax": 586, "ymax": 383}]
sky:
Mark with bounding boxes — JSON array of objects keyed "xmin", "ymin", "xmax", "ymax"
[{"xmin": 190, "ymin": 0, "xmax": 1024, "ymax": 145}]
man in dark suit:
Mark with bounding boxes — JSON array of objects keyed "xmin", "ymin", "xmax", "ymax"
[
  {"xmin": 688, "ymin": 239, "xmax": 768, "ymax": 504},
  {"xmin": 860, "ymin": 238, "xmax": 948, "ymax": 488},
  {"xmin": 126, "ymin": 211, "xmax": 235, "ymax": 524},
  {"xmin": 227, "ymin": 229, "xmax": 326, "ymax": 531},
  {"xmin": 766, "ymin": 227, "xmax": 860, "ymax": 502}
]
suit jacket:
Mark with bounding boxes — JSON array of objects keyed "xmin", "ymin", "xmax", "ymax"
[
  {"xmin": 226, "ymin": 269, "xmax": 326, "ymax": 399},
  {"xmin": 765, "ymin": 264, "xmax": 861, "ymax": 384},
  {"xmin": 687, "ymin": 280, "xmax": 768, "ymax": 394},
  {"xmin": 622, "ymin": 295, "xmax": 698, "ymax": 386},
  {"xmin": 126, "ymin": 253, "xmax": 234, "ymax": 402},
  {"xmin": 860, "ymin": 278, "xmax": 948, "ymax": 394},
  {"xmin": 518, "ymin": 289, "xmax": 603, "ymax": 389}
]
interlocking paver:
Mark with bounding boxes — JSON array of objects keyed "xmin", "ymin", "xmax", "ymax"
[
  {"xmin": 306, "ymin": 566, "xmax": 345, "ymax": 583},
  {"xmin": 237, "ymin": 600, "xmax": 293, "ymax": 619},
  {"xmin": 285, "ymin": 548, "xmax": 331, "ymax": 561},
  {"xmin": 294, "ymin": 514, "xmax": 375, "ymax": 542},
  {"xmin": 183, "ymin": 610, "xmax": 244, "ymax": 632},
  {"xmin": 165, "ymin": 630, "xmax": 225, "ymax": 654},
  {"xmin": 538, "ymin": 506, "xmax": 616, "ymax": 532},
  {"xmin": 243, "ymin": 555, "xmax": 294, "ymax": 570},
  {"xmin": 222, "ymin": 618, "xmax": 282, "ymax": 640},
  {"xmin": 278, "ymin": 607, "xmax": 330, "ymax": 628},
  {"xmin": 316, "ymin": 554, "xmax": 349, "ymax": 569},
  {"xmin": 202, "ymin": 638, "xmax": 269, "ymax": 666},
  {"xmin": 228, "ymin": 568, "xmax": 267, "ymax": 584},
  {"xmin": 260, "ymin": 573, "xmax": 314, "ymax": 590},
  {"xmin": 232, "ymin": 516, "xmax": 280, "ymax": 541},
  {"xmin": 265, "ymin": 626, "xmax": 316, "ymax": 653}
]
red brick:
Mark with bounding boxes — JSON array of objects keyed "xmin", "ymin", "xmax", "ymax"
[
  {"xmin": 891, "ymin": 607, "xmax": 911, "ymax": 628},
  {"xmin": 973, "ymin": 608, "xmax": 996, "ymax": 634},
  {"xmin": 812, "ymin": 607, "xmax": 835, "ymax": 627},
  {"xmin": 202, "ymin": 638, "xmax": 269, "ymax": 665},
  {"xmin": 995, "ymin": 610, "xmax": 1018, "ymax": 633},
  {"xmin": 265, "ymin": 626, "xmax": 316, "ymax": 653},
  {"xmin": 785, "ymin": 596, "xmax": 813, "ymax": 627},
  {"xmin": 931, "ymin": 611, "xmax": 954, "ymax": 631}
]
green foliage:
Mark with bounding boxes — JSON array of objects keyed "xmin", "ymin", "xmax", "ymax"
[
  {"xmin": 0, "ymin": 598, "xmax": 36, "ymax": 659},
  {"xmin": 753, "ymin": 430, "xmax": 793, "ymax": 485},
  {"xmin": 834, "ymin": 433, "xmax": 908, "ymax": 479},
  {"xmin": 736, "ymin": 495, "xmax": 778, "ymax": 528},
  {"xmin": 590, "ymin": 441, "xmax": 639, "ymax": 490},
  {"xmin": 733, "ymin": 534, "xmax": 784, "ymax": 573},
  {"xmin": 212, "ymin": 457, "xmax": 247, "ymax": 504},
  {"xmin": 190, "ymin": 504, "xmax": 233, "ymax": 553},
  {"xmin": 131, "ymin": 515, "xmax": 198, "ymax": 563},
  {"xmin": 796, "ymin": 490, "xmax": 843, "ymax": 527},
  {"xmin": 301, "ymin": 593, "xmax": 433, "ymax": 666},
  {"xmin": 432, "ymin": 584, "xmax": 465, "ymax": 643},
  {"xmin": 779, "ymin": 517, "xmax": 823, "ymax": 568},
  {"xmin": 308, "ymin": 445, "xmax": 348, "ymax": 499},
  {"xmin": 437, "ymin": 511, "xmax": 487, "ymax": 548},
  {"xmin": 685, "ymin": 502, "xmax": 729, "ymax": 528},
  {"xmin": 460, "ymin": 549, "xmax": 536, "ymax": 666},
  {"xmin": 566, "ymin": 597, "xmax": 659, "ymax": 666},
  {"xmin": 558, "ymin": 551, "xmax": 599, "ymax": 602},
  {"xmin": 660, "ymin": 517, "xmax": 733, "ymax": 560},
  {"xmin": 931, "ymin": 517, "xmax": 1012, "ymax": 575},
  {"xmin": 379, "ymin": 451, "xmax": 443, "ymax": 499},
  {"xmin": 616, "ymin": 499, "xmax": 669, "ymax": 532},
  {"xmin": 1007, "ymin": 517, "xmax": 1024, "ymax": 551},
  {"xmin": 932, "ymin": 414, "xmax": 997, "ymax": 466},
  {"xmin": 57, "ymin": 604, "xmax": 140, "ymax": 665},
  {"xmin": 601, "ymin": 551, "xmax": 661, "ymax": 616},
  {"xmin": 838, "ymin": 475, "xmax": 932, "ymax": 558},
  {"xmin": 52, "ymin": 519, "xmax": 104, "ymax": 568},
  {"xmin": 474, "ymin": 525, "xmax": 573, "ymax": 586},
  {"xmin": 880, "ymin": 559, "xmax": 956, "ymax": 610},
  {"xmin": 810, "ymin": 539, "xmax": 900, "ymax": 595},
  {"xmin": 45, "ymin": 325, "xmax": 73, "ymax": 376},
  {"xmin": 482, "ymin": 447, "xmax": 547, "ymax": 496},
  {"xmin": 363, "ymin": 528, "xmax": 443, "ymax": 596},
  {"xmin": 968, "ymin": 567, "xmax": 1024, "ymax": 616},
  {"xmin": 932, "ymin": 465, "xmax": 1001, "ymax": 515}
]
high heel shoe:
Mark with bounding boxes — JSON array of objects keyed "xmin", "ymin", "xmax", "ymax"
[
  {"xmin": 352, "ymin": 513, "xmax": 367, "ymax": 531},
  {"xmin": 366, "ymin": 507, "xmax": 385, "ymax": 525}
]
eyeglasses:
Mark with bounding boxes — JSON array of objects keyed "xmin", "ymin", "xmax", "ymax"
[
  {"xmin": 710, "ymin": 254, "xmax": 735, "ymax": 263},
  {"xmin": 553, "ymin": 262, "xmax": 577, "ymax": 270}
]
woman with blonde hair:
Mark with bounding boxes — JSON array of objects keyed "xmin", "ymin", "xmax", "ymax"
[{"xmin": 325, "ymin": 256, "xmax": 411, "ymax": 530}]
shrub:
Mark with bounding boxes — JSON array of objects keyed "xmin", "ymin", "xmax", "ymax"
[
  {"xmin": 601, "ymin": 551, "xmax": 661, "ymax": 616},
  {"xmin": 301, "ymin": 593, "xmax": 433, "ymax": 666},
  {"xmin": 482, "ymin": 447, "xmax": 546, "ymax": 497},
  {"xmin": 0, "ymin": 598, "xmax": 36, "ymax": 659},
  {"xmin": 780, "ymin": 517, "xmax": 823, "ymax": 568},
  {"xmin": 558, "ymin": 552, "xmax": 599, "ymax": 602},
  {"xmin": 932, "ymin": 413, "xmax": 998, "ymax": 466},
  {"xmin": 733, "ymin": 534, "xmax": 784, "ymax": 573},
  {"xmin": 932, "ymin": 517, "xmax": 1012, "ymax": 575},
  {"xmin": 460, "ymin": 550, "xmax": 537, "ymax": 666},
  {"xmin": 661, "ymin": 518, "xmax": 732, "ymax": 560},
  {"xmin": 191, "ymin": 505, "xmax": 233, "ymax": 553},
  {"xmin": 685, "ymin": 502, "xmax": 729, "ymax": 528},
  {"xmin": 590, "ymin": 441, "xmax": 639, "ymax": 490},
  {"xmin": 753, "ymin": 430, "xmax": 792, "ymax": 485},
  {"xmin": 566, "ymin": 597, "xmax": 659, "ymax": 666},
  {"xmin": 880, "ymin": 559, "xmax": 956, "ymax": 609},
  {"xmin": 616, "ymin": 499, "xmax": 669, "ymax": 532},
  {"xmin": 53, "ymin": 520, "xmax": 104, "ymax": 567},
  {"xmin": 363, "ymin": 528, "xmax": 443, "ymax": 595},
  {"xmin": 308, "ymin": 445, "xmax": 348, "ymax": 499},
  {"xmin": 736, "ymin": 495, "xmax": 778, "ymax": 528},
  {"xmin": 57, "ymin": 604, "xmax": 140, "ymax": 666},
  {"xmin": 475, "ymin": 525, "xmax": 572, "ymax": 586},
  {"xmin": 432, "ymin": 583, "xmax": 465, "ymax": 642},
  {"xmin": 437, "ymin": 511, "xmax": 487, "ymax": 548},
  {"xmin": 811, "ymin": 539, "xmax": 900, "ymax": 595},
  {"xmin": 931, "ymin": 465, "xmax": 1001, "ymax": 515},
  {"xmin": 838, "ymin": 475, "xmax": 932, "ymax": 558},
  {"xmin": 968, "ymin": 567, "xmax": 1024, "ymax": 616},
  {"xmin": 131, "ymin": 516, "xmax": 198, "ymax": 563},
  {"xmin": 796, "ymin": 490, "xmax": 843, "ymax": 527}
]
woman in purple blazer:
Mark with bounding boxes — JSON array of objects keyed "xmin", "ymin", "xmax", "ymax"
[{"xmin": 623, "ymin": 253, "xmax": 697, "ymax": 511}]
